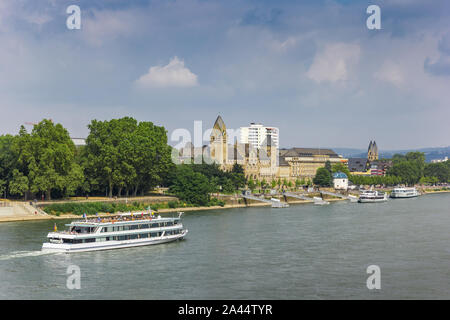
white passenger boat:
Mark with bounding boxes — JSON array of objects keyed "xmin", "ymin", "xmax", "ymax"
[
  {"xmin": 358, "ymin": 190, "xmax": 388, "ymax": 203},
  {"xmin": 390, "ymin": 187, "xmax": 420, "ymax": 198},
  {"xmin": 271, "ymin": 198, "xmax": 289, "ymax": 208},
  {"xmin": 313, "ymin": 197, "xmax": 329, "ymax": 205},
  {"xmin": 42, "ymin": 211, "xmax": 188, "ymax": 253}
]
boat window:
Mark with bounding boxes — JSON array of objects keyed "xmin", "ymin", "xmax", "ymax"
[
  {"xmin": 140, "ymin": 233, "xmax": 149, "ymax": 238},
  {"xmin": 123, "ymin": 226, "xmax": 130, "ymax": 231},
  {"xmin": 84, "ymin": 238, "xmax": 95, "ymax": 243},
  {"xmin": 73, "ymin": 239, "xmax": 82, "ymax": 244},
  {"xmin": 140, "ymin": 224, "xmax": 149, "ymax": 229},
  {"xmin": 166, "ymin": 222, "xmax": 173, "ymax": 226},
  {"xmin": 151, "ymin": 223, "xmax": 159, "ymax": 228},
  {"xmin": 150, "ymin": 232, "xmax": 157, "ymax": 237},
  {"xmin": 97, "ymin": 237, "xmax": 107, "ymax": 242},
  {"xmin": 118, "ymin": 235, "xmax": 128, "ymax": 241},
  {"xmin": 130, "ymin": 234, "xmax": 138, "ymax": 240},
  {"xmin": 130, "ymin": 225, "xmax": 139, "ymax": 230},
  {"xmin": 63, "ymin": 239, "xmax": 73, "ymax": 243}
]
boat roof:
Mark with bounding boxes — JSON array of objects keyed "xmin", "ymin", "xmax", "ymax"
[{"xmin": 65, "ymin": 212, "xmax": 183, "ymax": 227}]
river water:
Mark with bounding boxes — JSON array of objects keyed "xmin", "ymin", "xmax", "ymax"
[{"xmin": 0, "ymin": 193, "xmax": 449, "ymax": 299}]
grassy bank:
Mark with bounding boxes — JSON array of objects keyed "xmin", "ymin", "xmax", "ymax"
[{"xmin": 43, "ymin": 199, "xmax": 226, "ymax": 216}]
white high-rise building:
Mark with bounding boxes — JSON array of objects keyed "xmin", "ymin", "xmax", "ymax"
[{"xmin": 239, "ymin": 123, "xmax": 279, "ymax": 149}]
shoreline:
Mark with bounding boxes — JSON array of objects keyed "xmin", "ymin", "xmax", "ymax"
[{"xmin": 0, "ymin": 189, "xmax": 448, "ymax": 223}]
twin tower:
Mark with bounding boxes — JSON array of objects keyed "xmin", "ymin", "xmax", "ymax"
[{"xmin": 367, "ymin": 140, "xmax": 379, "ymax": 162}]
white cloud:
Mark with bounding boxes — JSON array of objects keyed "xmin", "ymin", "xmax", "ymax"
[
  {"xmin": 135, "ymin": 57, "xmax": 198, "ymax": 88},
  {"xmin": 307, "ymin": 43, "xmax": 360, "ymax": 83},
  {"xmin": 374, "ymin": 61, "xmax": 404, "ymax": 87}
]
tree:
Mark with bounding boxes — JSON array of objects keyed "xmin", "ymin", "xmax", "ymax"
[
  {"xmin": 247, "ymin": 178, "xmax": 256, "ymax": 193},
  {"xmin": 331, "ymin": 163, "xmax": 350, "ymax": 177},
  {"xmin": 169, "ymin": 165, "xmax": 214, "ymax": 206},
  {"xmin": 0, "ymin": 134, "xmax": 19, "ymax": 198},
  {"xmin": 84, "ymin": 118, "xmax": 172, "ymax": 197},
  {"xmin": 313, "ymin": 167, "xmax": 332, "ymax": 187},
  {"xmin": 16, "ymin": 120, "xmax": 82, "ymax": 200},
  {"xmin": 230, "ymin": 163, "xmax": 246, "ymax": 190},
  {"xmin": 9, "ymin": 169, "xmax": 29, "ymax": 199},
  {"xmin": 325, "ymin": 160, "xmax": 332, "ymax": 173}
]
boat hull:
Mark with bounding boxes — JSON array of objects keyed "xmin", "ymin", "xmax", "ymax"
[
  {"xmin": 42, "ymin": 231, "xmax": 188, "ymax": 253},
  {"xmin": 390, "ymin": 193, "xmax": 419, "ymax": 198},
  {"xmin": 358, "ymin": 198, "xmax": 387, "ymax": 203}
]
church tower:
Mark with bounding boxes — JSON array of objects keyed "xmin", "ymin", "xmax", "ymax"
[
  {"xmin": 367, "ymin": 140, "xmax": 379, "ymax": 162},
  {"xmin": 210, "ymin": 115, "xmax": 228, "ymax": 165}
]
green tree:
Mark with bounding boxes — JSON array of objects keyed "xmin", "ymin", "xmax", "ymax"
[
  {"xmin": 331, "ymin": 163, "xmax": 350, "ymax": 177},
  {"xmin": 169, "ymin": 165, "xmax": 214, "ymax": 206},
  {"xmin": 247, "ymin": 178, "xmax": 256, "ymax": 193},
  {"xmin": 9, "ymin": 169, "xmax": 29, "ymax": 199},
  {"xmin": 16, "ymin": 120, "xmax": 82, "ymax": 200},
  {"xmin": 313, "ymin": 167, "xmax": 332, "ymax": 187}
]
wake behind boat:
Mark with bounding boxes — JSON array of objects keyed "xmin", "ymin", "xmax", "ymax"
[{"xmin": 42, "ymin": 211, "xmax": 188, "ymax": 253}]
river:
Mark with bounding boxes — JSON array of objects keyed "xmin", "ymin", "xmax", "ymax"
[{"xmin": 0, "ymin": 192, "xmax": 449, "ymax": 299}]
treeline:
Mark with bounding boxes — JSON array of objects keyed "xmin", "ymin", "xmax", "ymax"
[
  {"xmin": 350, "ymin": 152, "xmax": 449, "ymax": 186},
  {"xmin": 168, "ymin": 163, "xmax": 246, "ymax": 206},
  {"xmin": 0, "ymin": 118, "xmax": 173, "ymax": 200}
]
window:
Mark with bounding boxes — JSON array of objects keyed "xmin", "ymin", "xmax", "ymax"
[
  {"xmin": 151, "ymin": 223, "xmax": 159, "ymax": 228},
  {"xmin": 140, "ymin": 224, "xmax": 149, "ymax": 229},
  {"xmin": 140, "ymin": 233, "xmax": 149, "ymax": 239},
  {"xmin": 130, "ymin": 225, "xmax": 139, "ymax": 230},
  {"xmin": 150, "ymin": 232, "xmax": 157, "ymax": 237},
  {"xmin": 123, "ymin": 226, "xmax": 130, "ymax": 231},
  {"xmin": 84, "ymin": 238, "xmax": 95, "ymax": 243},
  {"xmin": 118, "ymin": 235, "xmax": 128, "ymax": 241},
  {"xmin": 130, "ymin": 234, "xmax": 138, "ymax": 240}
]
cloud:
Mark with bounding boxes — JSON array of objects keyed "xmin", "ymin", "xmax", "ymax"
[
  {"xmin": 135, "ymin": 57, "xmax": 198, "ymax": 88},
  {"xmin": 424, "ymin": 33, "xmax": 450, "ymax": 77},
  {"xmin": 374, "ymin": 61, "xmax": 405, "ymax": 87},
  {"xmin": 306, "ymin": 43, "xmax": 360, "ymax": 83}
]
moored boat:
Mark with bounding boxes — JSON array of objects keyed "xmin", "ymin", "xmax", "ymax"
[
  {"xmin": 390, "ymin": 187, "xmax": 420, "ymax": 198},
  {"xmin": 358, "ymin": 190, "xmax": 388, "ymax": 203},
  {"xmin": 42, "ymin": 211, "xmax": 188, "ymax": 253}
]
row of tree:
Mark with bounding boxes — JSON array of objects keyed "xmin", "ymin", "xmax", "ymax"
[
  {"xmin": 311, "ymin": 152, "xmax": 449, "ymax": 187},
  {"xmin": 0, "ymin": 118, "xmax": 173, "ymax": 200},
  {"xmin": 168, "ymin": 163, "xmax": 246, "ymax": 205}
]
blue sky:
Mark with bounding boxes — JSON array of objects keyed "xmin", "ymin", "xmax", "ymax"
[{"xmin": 0, "ymin": 0, "xmax": 449, "ymax": 149}]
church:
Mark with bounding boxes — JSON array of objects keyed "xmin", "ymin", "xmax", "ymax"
[{"xmin": 205, "ymin": 116, "xmax": 347, "ymax": 183}]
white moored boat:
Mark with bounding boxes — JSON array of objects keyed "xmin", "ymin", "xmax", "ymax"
[
  {"xmin": 271, "ymin": 198, "xmax": 289, "ymax": 208},
  {"xmin": 42, "ymin": 211, "xmax": 188, "ymax": 253},
  {"xmin": 390, "ymin": 187, "xmax": 420, "ymax": 198},
  {"xmin": 358, "ymin": 190, "xmax": 388, "ymax": 203}
]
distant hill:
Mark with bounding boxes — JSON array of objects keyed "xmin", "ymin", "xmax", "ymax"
[{"xmin": 330, "ymin": 146, "xmax": 450, "ymax": 163}]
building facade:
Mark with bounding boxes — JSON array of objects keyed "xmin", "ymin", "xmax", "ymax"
[
  {"xmin": 239, "ymin": 123, "xmax": 279, "ymax": 150},
  {"xmin": 206, "ymin": 116, "xmax": 347, "ymax": 183}
]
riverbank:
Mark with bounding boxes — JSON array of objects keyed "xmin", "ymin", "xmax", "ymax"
[
  {"xmin": 0, "ymin": 197, "xmax": 345, "ymax": 222},
  {"xmin": 1, "ymin": 189, "xmax": 448, "ymax": 223}
]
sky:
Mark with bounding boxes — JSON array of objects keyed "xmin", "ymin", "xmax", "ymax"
[{"xmin": 0, "ymin": 0, "xmax": 449, "ymax": 150}]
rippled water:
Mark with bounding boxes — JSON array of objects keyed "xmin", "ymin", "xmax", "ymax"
[{"xmin": 0, "ymin": 193, "xmax": 449, "ymax": 299}]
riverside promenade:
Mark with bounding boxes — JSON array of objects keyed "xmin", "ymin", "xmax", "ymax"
[
  {"xmin": 0, "ymin": 201, "xmax": 50, "ymax": 222},
  {"xmin": 1, "ymin": 187, "xmax": 447, "ymax": 223}
]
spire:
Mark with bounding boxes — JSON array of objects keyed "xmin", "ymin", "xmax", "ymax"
[{"xmin": 213, "ymin": 115, "xmax": 226, "ymax": 133}]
